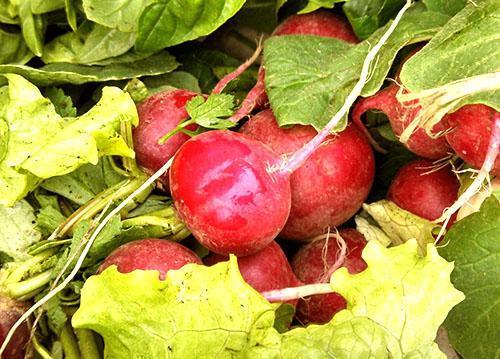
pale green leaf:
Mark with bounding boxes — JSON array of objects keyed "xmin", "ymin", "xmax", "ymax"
[
  {"xmin": 83, "ymin": 0, "xmax": 154, "ymax": 32},
  {"xmin": 0, "ymin": 200, "xmax": 41, "ymax": 263}
]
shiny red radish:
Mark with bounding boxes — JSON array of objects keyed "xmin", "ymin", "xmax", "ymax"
[{"xmin": 0, "ymin": 295, "xmax": 30, "ymax": 359}]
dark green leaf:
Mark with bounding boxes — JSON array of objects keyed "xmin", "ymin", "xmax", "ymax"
[
  {"xmin": 343, "ymin": 0, "xmax": 406, "ymax": 40},
  {"xmin": 186, "ymin": 94, "xmax": 236, "ymax": 129},
  {"xmin": 0, "ymin": 51, "xmax": 178, "ymax": 86},
  {"xmin": 136, "ymin": 0, "xmax": 246, "ymax": 52},
  {"xmin": 400, "ymin": 0, "xmax": 500, "ymax": 111},
  {"xmin": 422, "ymin": 0, "xmax": 466, "ymax": 16},
  {"xmin": 263, "ymin": 9, "xmax": 449, "ymax": 130},
  {"xmin": 142, "ymin": 71, "xmax": 202, "ymax": 95},
  {"xmin": 273, "ymin": 303, "xmax": 295, "ymax": 333},
  {"xmin": 43, "ymin": 87, "xmax": 77, "ymax": 117},
  {"xmin": 37, "ymin": 206, "xmax": 66, "ymax": 236},
  {"xmin": 440, "ymin": 197, "xmax": 500, "ymax": 359}
]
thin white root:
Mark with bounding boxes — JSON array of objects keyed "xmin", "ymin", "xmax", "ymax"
[
  {"xmin": 320, "ymin": 232, "xmax": 347, "ymax": 283},
  {"xmin": 262, "ymin": 283, "xmax": 334, "ymax": 302},
  {"xmin": 0, "ymin": 158, "xmax": 174, "ymax": 356},
  {"xmin": 435, "ymin": 117, "xmax": 500, "ymax": 242},
  {"xmin": 398, "ymin": 72, "xmax": 500, "ymax": 143}
]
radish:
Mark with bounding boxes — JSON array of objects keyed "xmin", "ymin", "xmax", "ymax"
[
  {"xmin": 133, "ymin": 89, "xmax": 199, "ymax": 189},
  {"xmin": 229, "ymin": 10, "xmax": 358, "ymax": 123},
  {"xmin": 98, "ymin": 238, "xmax": 202, "ymax": 280},
  {"xmin": 169, "ymin": 6, "xmax": 409, "ymax": 256},
  {"xmin": 204, "ymin": 241, "xmax": 301, "ymax": 302},
  {"xmin": 240, "ymin": 109, "xmax": 375, "ymax": 239},
  {"xmin": 443, "ymin": 104, "xmax": 500, "ymax": 176},
  {"xmin": 387, "ymin": 159, "xmax": 460, "ymax": 221},
  {"xmin": 352, "ymin": 83, "xmax": 451, "ymax": 159},
  {"xmin": 291, "ymin": 229, "xmax": 367, "ymax": 324},
  {"xmin": 0, "ymin": 295, "xmax": 30, "ymax": 359}
]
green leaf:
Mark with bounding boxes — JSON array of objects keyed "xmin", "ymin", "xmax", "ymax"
[
  {"xmin": 263, "ymin": 9, "xmax": 449, "ymax": 130},
  {"xmin": 0, "ymin": 74, "xmax": 137, "ymax": 206},
  {"xmin": 43, "ymin": 87, "xmax": 77, "ymax": 117},
  {"xmin": 41, "ymin": 158, "xmax": 125, "ymax": 205},
  {"xmin": 31, "ymin": 0, "xmax": 65, "ymax": 14},
  {"xmin": 142, "ymin": 71, "xmax": 201, "ymax": 95},
  {"xmin": 440, "ymin": 196, "xmax": 500, "ymax": 359},
  {"xmin": 0, "ymin": 29, "xmax": 33, "ymax": 65},
  {"xmin": 73, "ymin": 240, "xmax": 463, "ymax": 357},
  {"xmin": 359, "ymin": 200, "xmax": 439, "ymax": 253},
  {"xmin": 83, "ymin": 0, "xmax": 154, "ymax": 32},
  {"xmin": 0, "ymin": 200, "xmax": 41, "ymax": 263},
  {"xmin": 19, "ymin": 0, "xmax": 45, "ymax": 57},
  {"xmin": 0, "ymin": 0, "xmax": 19, "ymax": 24},
  {"xmin": 42, "ymin": 22, "xmax": 136, "ymax": 65},
  {"xmin": 36, "ymin": 205, "xmax": 66, "ymax": 237},
  {"xmin": 0, "ymin": 51, "xmax": 178, "ymax": 86},
  {"xmin": 186, "ymin": 94, "xmax": 236, "ymax": 129},
  {"xmin": 343, "ymin": 0, "xmax": 406, "ymax": 40},
  {"xmin": 299, "ymin": 0, "xmax": 342, "ymax": 14},
  {"xmin": 72, "ymin": 257, "xmax": 277, "ymax": 358},
  {"xmin": 65, "ymin": 0, "xmax": 77, "ymax": 32},
  {"xmin": 422, "ymin": 0, "xmax": 466, "ymax": 16},
  {"xmin": 136, "ymin": 0, "xmax": 246, "ymax": 53},
  {"xmin": 400, "ymin": 0, "xmax": 500, "ymax": 111}
]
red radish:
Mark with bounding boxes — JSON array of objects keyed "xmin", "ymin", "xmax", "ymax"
[
  {"xmin": 169, "ymin": 7, "xmax": 407, "ymax": 257},
  {"xmin": 170, "ymin": 131, "xmax": 291, "ymax": 256},
  {"xmin": 443, "ymin": 104, "xmax": 500, "ymax": 176},
  {"xmin": 229, "ymin": 10, "xmax": 358, "ymax": 123},
  {"xmin": 291, "ymin": 229, "xmax": 367, "ymax": 324},
  {"xmin": 352, "ymin": 84, "xmax": 451, "ymax": 159},
  {"xmin": 98, "ymin": 238, "xmax": 202, "ymax": 280},
  {"xmin": 204, "ymin": 241, "xmax": 301, "ymax": 302},
  {"xmin": 0, "ymin": 295, "xmax": 30, "ymax": 359},
  {"xmin": 133, "ymin": 89, "xmax": 198, "ymax": 189},
  {"xmin": 387, "ymin": 159, "xmax": 460, "ymax": 221},
  {"xmin": 240, "ymin": 109, "xmax": 375, "ymax": 239}
]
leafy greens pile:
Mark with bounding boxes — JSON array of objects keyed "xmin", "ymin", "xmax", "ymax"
[{"xmin": 0, "ymin": 0, "xmax": 499, "ymax": 358}]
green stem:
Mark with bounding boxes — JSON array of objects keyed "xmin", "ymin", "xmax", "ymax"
[
  {"xmin": 32, "ymin": 335, "xmax": 53, "ymax": 359},
  {"xmin": 3, "ymin": 249, "xmax": 56, "ymax": 284},
  {"xmin": 6, "ymin": 270, "xmax": 52, "ymax": 299},
  {"xmin": 56, "ymin": 176, "xmax": 151, "ymax": 238},
  {"xmin": 75, "ymin": 329, "xmax": 101, "ymax": 359},
  {"xmin": 158, "ymin": 119, "xmax": 196, "ymax": 144},
  {"xmin": 120, "ymin": 121, "xmax": 142, "ymax": 176},
  {"xmin": 60, "ymin": 323, "xmax": 81, "ymax": 359}
]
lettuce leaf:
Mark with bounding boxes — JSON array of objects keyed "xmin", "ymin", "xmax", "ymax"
[
  {"xmin": 73, "ymin": 240, "xmax": 463, "ymax": 358},
  {"xmin": 0, "ymin": 74, "xmax": 138, "ymax": 206}
]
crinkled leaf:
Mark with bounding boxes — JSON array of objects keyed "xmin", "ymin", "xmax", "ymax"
[
  {"xmin": 263, "ymin": 9, "xmax": 450, "ymax": 130},
  {"xmin": 355, "ymin": 213, "xmax": 392, "ymax": 246},
  {"xmin": 186, "ymin": 94, "xmax": 236, "ymax": 129},
  {"xmin": 43, "ymin": 87, "xmax": 77, "ymax": 117},
  {"xmin": 0, "ymin": 52, "xmax": 178, "ymax": 86},
  {"xmin": 360, "ymin": 200, "xmax": 439, "ymax": 253},
  {"xmin": 136, "ymin": 0, "xmax": 246, "ymax": 53},
  {"xmin": 440, "ymin": 196, "xmax": 500, "ymax": 359},
  {"xmin": 330, "ymin": 240, "xmax": 464, "ymax": 356},
  {"xmin": 343, "ymin": 0, "xmax": 406, "ymax": 40},
  {"xmin": 72, "ymin": 258, "xmax": 277, "ymax": 358},
  {"xmin": 0, "ymin": 75, "xmax": 137, "ymax": 206},
  {"xmin": 400, "ymin": 0, "xmax": 500, "ymax": 111},
  {"xmin": 0, "ymin": 29, "xmax": 33, "ymax": 65},
  {"xmin": 0, "ymin": 200, "xmax": 41, "ymax": 263},
  {"xmin": 83, "ymin": 0, "xmax": 154, "ymax": 32},
  {"xmin": 42, "ymin": 22, "xmax": 136, "ymax": 65},
  {"xmin": 41, "ymin": 158, "xmax": 125, "ymax": 205}
]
